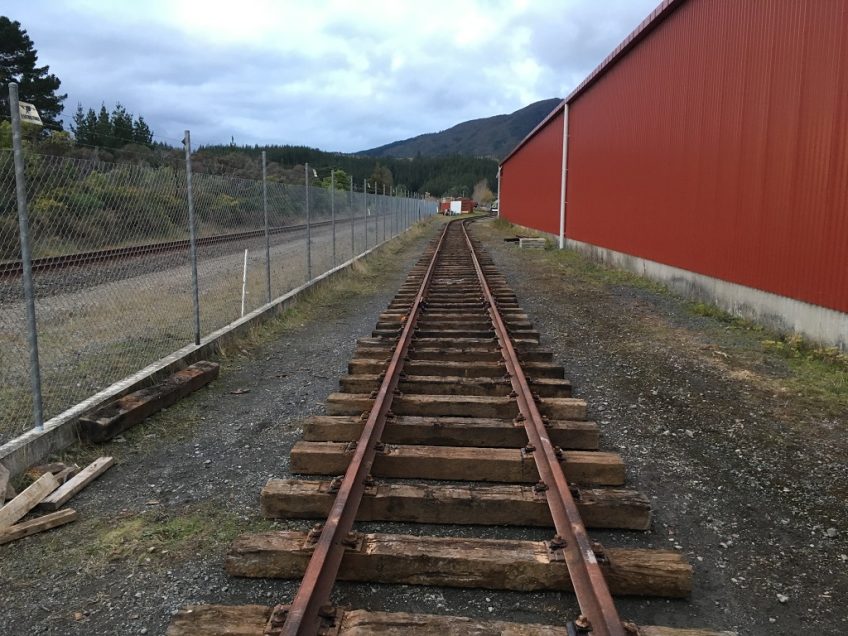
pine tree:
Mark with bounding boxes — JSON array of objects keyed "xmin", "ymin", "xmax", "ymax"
[
  {"xmin": 132, "ymin": 116, "xmax": 153, "ymax": 146},
  {"xmin": 110, "ymin": 103, "xmax": 134, "ymax": 146},
  {"xmin": 94, "ymin": 104, "xmax": 111, "ymax": 147},
  {"xmin": 0, "ymin": 17, "xmax": 66, "ymax": 127}
]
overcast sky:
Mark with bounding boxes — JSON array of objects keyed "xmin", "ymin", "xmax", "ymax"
[{"xmin": 6, "ymin": 0, "xmax": 658, "ymax": 152}]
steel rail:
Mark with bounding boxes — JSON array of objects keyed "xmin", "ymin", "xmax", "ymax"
[
  {"xmin": 0, "ymin": 218, "xmax": 342, "ymax": 278},
  {"xmin": 460, "ymin": 220, "xmax": 625, "ymax": 636},
  {"xmin": 277, "ymin": 221, "xmax": 453, "ymax": 636}
]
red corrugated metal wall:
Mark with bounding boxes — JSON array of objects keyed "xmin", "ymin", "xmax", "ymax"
[
  {"xmin": 566, "ymin": 0, "xmax": 848, "ymax": 313},
  {"xmin": 500, "ymin": 110, "xmax": 563, "ymax": 236}
]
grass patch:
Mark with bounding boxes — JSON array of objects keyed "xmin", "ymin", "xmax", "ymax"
[
  {"xmin": 34, "ymin": 502, "xmax": 279, "ymax": 573},
  {"xmin": 760, "ymin": 335, "xmax": 848, "ymax": 411},
  {"xmin": 93, "ymin": 504, "xmax": 256, "ymax": 563},
  {"xmin": 489, "ymin": 217, "xmax": 514, "ymax": 232}
]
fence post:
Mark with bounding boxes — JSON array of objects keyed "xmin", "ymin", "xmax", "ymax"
[
  {"xmin": 305, "ymin": 162, "xmax": 312, "ymax": 281},
  {"xmin": 183, "ymin": 129, "xmax": 201, "ymax": 346},
  {"xmin": 350, "ymin": 178, "xmax": 355, "ymax": 257},
  {"xmin": 363, "ymin": 179, "xmax": 368, "ymax": 251},
  {"xmin": 382, "ymin": 184, "xmax": 386, "ymax": 242},
  {"xmin": 331, "ymin": 169, "xmax": 336, "ymax": 267},
  {"xmin": 9, "ymin": 82, "xmax": 44, "ymax": 430},
  {"xmin": 261, "ymin": 151, "xmax": 271, "ymax": 303}
]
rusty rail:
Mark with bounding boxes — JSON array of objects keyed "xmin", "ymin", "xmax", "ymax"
[
  {"xmin": 460, "ymin": 221, "xmax": 625, "ymax": 636},
  {"xmin": 276, "ymin": 221, "xmax": 452, "ymax": 635}
]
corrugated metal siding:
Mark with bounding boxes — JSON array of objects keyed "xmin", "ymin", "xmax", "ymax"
[
  {"xmin": 566, "ymin": 0, "xmax": 848, "ymax": 313},
  {"xmin": 500, "ymin": 110, "xmax": 563, "ymax": 236}
]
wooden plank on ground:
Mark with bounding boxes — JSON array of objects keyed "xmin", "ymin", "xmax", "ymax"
[
  {"xmin": 38, "ymin": 457, "xmax": 115, "ymax": 511},
  {"xmin": 302, "ymin": 415, "xmax": 599, "ymax": 449},
  {"xmin": 326, "ymin": 393, "xmax": 587, "ymax": 420},
  {"xmin": 0, "ymin": 463, "xmax": 8, "ymax": 507},
  {"xmin": 261, "ymin": 478, "xmax": 650, "ymax": 530},
  {"xmin": 290, "ymin": 441, "xmax": 625, "ymax": 485},
  {"xmin": 0, "ymin": 472, "xmax": 59, "ymax": 529},
  {"xmin": 79, "ymin": 361, "xmax": 219, "ymax": 442},
  {"xmin": 167, "ymin": 606, "xmax": 735, "ymax": 636},
  {"xmin": 0, "ymin": 509, "xmax": 78, "ymax": 545},
  {"xmin": 225, "ymin": 530, "xmax": 691, "ymax": 597}
]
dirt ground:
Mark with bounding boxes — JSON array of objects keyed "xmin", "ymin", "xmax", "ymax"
[{"xmin": 1, "ymin": 216, "xmax": 845, "ymax": 635}]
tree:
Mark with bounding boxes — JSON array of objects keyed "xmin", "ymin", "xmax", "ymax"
[
  {"xmin": 110, "ymin": 103, "xmax": 134, "ymax": 146},
  {"xmin": 70, "ymin": 102, "xmax": 154, "ymax": 149},
  {"xmin": 0, "ymin": 17, "xmax": 66, "ymax": 128},
  {"xmin": 472, "ymin": 178, "xmax": 494, "ymax": 205},
  {"xmin": 320, "ymin": 169, "xmax": 350, "ymax": 191},
  {"xmin": 132, "ymin": 116, "xmax": 152, "ymax": 145},
  {"xmin": 370, "ymin": 162, "xmax": 393, "ymax": 191}
]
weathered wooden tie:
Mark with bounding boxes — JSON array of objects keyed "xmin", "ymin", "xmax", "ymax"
[
  {"xmin": 225, "ymin": 530, "xmax": 691, "ymax": 597},
  {"xmin": 168, "ymin": 606, "xmax": 735, "ymax": 636},
  {"xmin": 301, "ymin": 414, "xmax": 599, "ymax": 449},
  {"xmin": 261, "ymin": 479, "xmax": 650, "ymax": 530},
  {"xmin": 290, "ymin": 441, "xmax": 625, "ymax": 485}
]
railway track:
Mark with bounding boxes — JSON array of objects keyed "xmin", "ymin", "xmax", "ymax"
[
  {"xmin": 168, "ymin": 218, "xmax": 731, "ymax": 636},
  {"xmin": 0, "ymin": 219, "xmax": 337, "ymax": 278}
]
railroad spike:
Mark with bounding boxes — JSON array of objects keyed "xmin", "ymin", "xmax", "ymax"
[
  {"xmin": 328, "ymin": 475, "xmax": 343, "ymax": 493},
  {"xmin": 592, "ymin": 541, "xmax": 609, "ymax": 564}
]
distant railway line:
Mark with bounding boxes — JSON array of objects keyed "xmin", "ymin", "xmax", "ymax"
[{"xmin": 0, "ymin": 219, "xmax": 334, "ymax": 278}]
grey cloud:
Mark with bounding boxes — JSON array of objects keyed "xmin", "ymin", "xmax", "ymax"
[{"xmin": 5, "ymin": 0, "xmax": 660, "ymax": 151}]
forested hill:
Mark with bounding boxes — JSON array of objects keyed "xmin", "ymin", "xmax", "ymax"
[
  {"xmin": 195, "ymin": 144, "xmax": 498, "ymax": 198},
  {"xmin": 359, "ymin": 98, "xmax": 561, "ymax": 160}
]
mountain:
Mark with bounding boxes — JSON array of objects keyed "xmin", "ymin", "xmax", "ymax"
[{"xmin": 359, "ymin": 98, "xmax": 562, "ymax": 160}]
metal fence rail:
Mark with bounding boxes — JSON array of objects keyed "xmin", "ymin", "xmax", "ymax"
[{"xmin": 1, "ymin": 89, "xmax": 436, "ymax": 443}]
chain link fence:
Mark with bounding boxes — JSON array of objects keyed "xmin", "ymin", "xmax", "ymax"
[{"xmin": 0, "ymin": 142, "xmax": 436, "ymax": 444}]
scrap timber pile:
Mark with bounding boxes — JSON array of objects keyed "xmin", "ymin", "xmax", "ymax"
[{"xmin": 169, "ymin": 219, "xmax": 731, "ymax": 635}]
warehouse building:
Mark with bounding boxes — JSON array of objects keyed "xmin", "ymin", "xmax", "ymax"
[{"xmin": 499, "ymin": 0, "xmax": 848, "ymax": 349}]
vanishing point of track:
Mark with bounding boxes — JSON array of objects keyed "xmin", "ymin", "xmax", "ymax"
[{"xmin": 168, "ymin": 217, "xmax": 729, "ymax": 636}]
